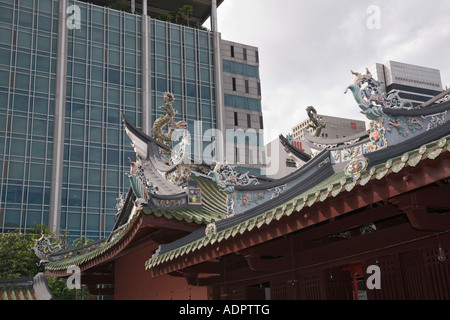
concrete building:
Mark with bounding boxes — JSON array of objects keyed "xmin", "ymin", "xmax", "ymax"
[
  {"xmin": 292, "ymin": 114, "xmax": 366, "ymax": 141},
  {"xmin": 221, "ymin": 40, "xmax": 264, "ymax": 176},
  {"xmin": 0, "ymin": 0, "xmax": 263, "ymax": 240},
  {"xmin": 368, "ymin": 60, "xmax": 443, "ymax": 107}
]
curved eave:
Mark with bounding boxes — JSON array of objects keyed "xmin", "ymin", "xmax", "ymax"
[
  {"xmin": 279, "ymin": 134, "xmax": 311, "ymax": 162},
  {"xmin": 141, "ymin": 206, "xmax": 221, "ymax": 225},
  {"xmin": 45, "ymin": 210, "xmax": 147, "ymax": 276},
  {"xmin": 122, "ymin": 113, "xmax": 171, "ymax": 155},
  {"xmin": 45, "ymin": 176, "xmax": 229, "ymax": 275},
  {"xmin": 146, "ymin": 135, "xmax": 450, "ymax": 275}
]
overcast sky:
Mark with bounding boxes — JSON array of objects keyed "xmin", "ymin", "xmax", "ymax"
[{"xmin": 206, "ymin": 0, "xmax": 450, "ymax": 143}]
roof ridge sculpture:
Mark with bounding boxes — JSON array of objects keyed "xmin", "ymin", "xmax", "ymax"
[
  {"xmin": 42, "ymin": 71, "xmax": 450, "ymax": 278},
  {"xmin": 345, "ymin": 68, "xmax": 415, "ymax": 120}
]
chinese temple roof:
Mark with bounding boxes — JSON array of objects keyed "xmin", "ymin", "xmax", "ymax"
[
  {"xmin": 146, "ymin": 134, "xmax": 450, "ymax": 273},
  {"xmin": 43, "ymin": 74, "xmax": 450, "ymax": 279},
  {"xmin": 0, "ymin": 273, "xmax": 53, "ymax": 300}
]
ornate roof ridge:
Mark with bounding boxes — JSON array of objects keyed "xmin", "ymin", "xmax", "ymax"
[
  {"xmin": 420, "ymin": 87, "xmax": 450, "ymax": 108},
  {"xmin": 304, "ymin": 130, "xmax": 369, "ymax": 149},
  {"xmin": 145, "ymin": 134, "xmax": 450, "ymax": 273}
]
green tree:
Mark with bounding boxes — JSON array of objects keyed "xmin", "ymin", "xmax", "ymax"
[
  {"xmin": 0, "ymin": 232, "xmax": 41, "ymax": 278},
  {"xmin": 107, "ymin": 0, "xmax": 131, "ymax": 13},
  {"xmin": 179, "ymin": 5, "xmax": 193, "ymax": 27},
  {"xmin": 0, "ymin": 226, "xmax": 91, "ymax": 299},
  {"xmin": 156, "ymin": 5, "xmax": 207, "ymax": 31}
]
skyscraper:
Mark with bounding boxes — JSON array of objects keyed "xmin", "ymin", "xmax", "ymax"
[
  {"xmin": 0, "ymin": 0, "xmax": 263, "ymax": 241},
  {"xmin": 368, "ymin": 60, "xmax": 443, "ymax": 107}
]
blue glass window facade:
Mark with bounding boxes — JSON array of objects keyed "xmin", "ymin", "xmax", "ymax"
[
  {"xmin": 62, "ymin": 0, "xmax": 142, "ymax": 240},
  {"xmin": 151, "ymin": 20, "xmax": 216, "ymax": 160},
  {"xmin": 0, "ymin": 0, "xmax": 218, "ymax": 242},
  {"xmin": 0, "ymin": 0, "xmax": 58, "ymax": 232}
]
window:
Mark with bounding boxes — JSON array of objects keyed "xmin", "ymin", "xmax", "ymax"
[
  {"xmin": 28, "ymin": 187, "xmax": 43, "ymax": 205},
  {"xmin": 232, "ymin": 77, "xmax": 236, "ymax": 91},
  {"xmin": 245, "ymin": 80, "xmax": 249, "ymax": 94},
  {"xmin": 230, "ymin": 45, "xmax": 234, "ymax": 58},
  {"xmin": 243, "ymin": 48, "xmax": 247, "ymax": 60},
  {"xmin": 222, "ymin": 60, "xmax": 259, "ymax": 78},
  {"xmin": 8, "ymin": 162, "xmax": 24, "ymax": 180},
  {"xmin": 260, "ymin": 116, "xmax": 264, "ymax": 129},
  {"xmin": 88, "ymin": 168, "xmax": 101, "ymax": 185},
  {"xmin": 87, "ymin": 191, "xmax": 100, "ymax": 207},
  {"xmin": 234, "ymin": 112, "xmax": 238, "ymax": 126},
  {"xmin": 247, "ymin": 114, "xmax": 251, "ymax": 128}
]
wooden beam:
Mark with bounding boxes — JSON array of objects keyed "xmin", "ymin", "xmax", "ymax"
[{"xmin": 391, "ymin": 184, "xmax": 450, "ymax": 231}]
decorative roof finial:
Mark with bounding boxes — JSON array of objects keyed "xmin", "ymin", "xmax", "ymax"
[{"xmin": 306, "ymin": 106, "xmax": 326, "ymax": 137}]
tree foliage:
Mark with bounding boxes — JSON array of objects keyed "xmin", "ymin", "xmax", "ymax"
[
  {"xmin": 157, "ymin": 5, "xmax": 207, "ymax": 30},
  {"xmin": 107, "ymin": 0, "xmax": 131, "ymax": 13},
  {"xmin": 0, "ymin": 226, "xmax": 91, "ymax": 299},
  {"xmin": 0, "ymin": 232, "xmax": 42, "ymax": 279}
]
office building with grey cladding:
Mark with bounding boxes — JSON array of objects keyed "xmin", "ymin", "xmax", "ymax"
[
  {"xmin": 369, "ymin": 60, "xmax": 443, "ymax": 107},
  {"xmin": 0, "ymin": 0, "xmax": 264, "ymax": 241}
]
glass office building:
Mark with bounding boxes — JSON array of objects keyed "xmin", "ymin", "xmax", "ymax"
[
  {"xmin": 369, "ymin": 61, "xmax": 443, "ymax": 107},
  {"xmin": 0, "ymin": 0, "xmax": 262, "ymax": 241},
  {"xmin": 0, "ymin": 0, "xmax": 58, "ymax": 234}
]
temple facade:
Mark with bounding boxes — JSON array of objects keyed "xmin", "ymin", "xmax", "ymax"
[{"xmin": 41, "ymin": 70, "xmax": 450, "ymax": 300}]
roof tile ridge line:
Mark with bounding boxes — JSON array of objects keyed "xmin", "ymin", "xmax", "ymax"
[
  {"xmin": 304, "ymin": 128, "xmax": 369, "ymax": 146},
  {"xmin": 26, "ymin": 288, "xmax": 35, "ymax": 300},
  {"xmin": 195, "ymin": 179, "xmax": 228, "ymax": 212},
  {"xmin": 196, "ymin": 180, "xmax": 228, "ymax": 214},
  {"xmin": 196, "ymin": 175, "xmax": 228, "ymax": 197},
  {"xmin": 147, "ymin": 135, "xmax": 450, "ymax": 269},
  {"xmin": 166, "ymin": 207, "xmax": 204, "ymax": 224}
]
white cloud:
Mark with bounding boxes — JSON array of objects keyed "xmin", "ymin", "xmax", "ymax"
[{"xmin": 211, "ymin": 0, "xmax": 450, "ymax": 143}]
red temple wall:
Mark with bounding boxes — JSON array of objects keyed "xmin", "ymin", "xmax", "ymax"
[{"xmin": 114, "ymin": 241, "xmax": 210, "ymax": 300}]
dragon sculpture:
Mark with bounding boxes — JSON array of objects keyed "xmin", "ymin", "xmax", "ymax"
[
  {"xmin": 345, "ymin": 69, "xmax": 414, "ymax": 120},
  {"xmin": 306, "ymin": 106, "xmax": 327, "ymax": 137},
  {"xmin": 152, "ymin": 92, "xmax": 187, "ymax": 147},
  {"xmin": 31, "ymin": 234, "xmax": 65, "ymax": 266},
  {"xmin": 208, "ymin": 162, "xmax": 258, "ymax": 194}
]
